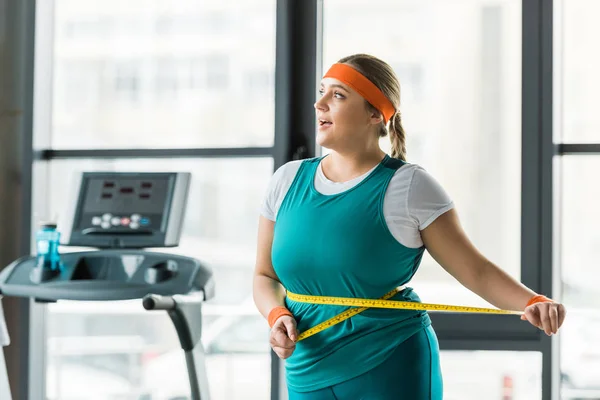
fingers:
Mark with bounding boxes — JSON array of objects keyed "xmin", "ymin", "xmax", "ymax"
[
  {"xmin": 549, "ymin": 305, "xmax": 558, "ymax": 334},
  {"xmin": 283, "ymin": 318, "xmax": 298, "ymax": 342},
  {"xmin": 269, "ymin": 317, "xmax": 298, "ymax": 359},
  {"xmin": 272, "ymin": 344, "xmax": 295, "ymax": 359},
  {"xmin": 539, "ymin": 305, "xmax": 552, "ymax": 335},
  {"xmin": 269, "ymin": 336, "xmax": 295, "ymax": 359},
  {"xmin": 271, "ymin": 341, "xmax": 295, "ymax": 359},
  {"xmin": 558, "ymin": 304, "xmax": 566, "ymax": 328},
  {"xmin": 272, "ymin": 315, "xmax": 298, "ymax": 342},
  {"xmin": 524, "ymin": 303, "xmax": 567, "ymax": 336},
  {"xmin": 524, "ymin": 306, "xmax": 541, "ymax": 328},
  {"xmin": 270, "ymin": 327, "xmax": 295, "ymax": 349}
]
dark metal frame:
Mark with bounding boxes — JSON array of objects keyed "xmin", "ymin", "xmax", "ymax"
[
  {"xmin": 522, "ymin": 1, "xmax": 556, "ymax": 398},
  {"xmin": 271, "ymin": 1, "xmax": 319, "ymax": 397},
  {"xmin": 273, "ymin": 0, "xmax": 319, "ymax": 170},
  {"xmin": 555, "ymin": 143, "xmax": 600, "ymax": 155},
  {"xmin": 35, "ymin": 147, "xmax": 274, "ymax": 160},
  {"xmin": 2, "ymin": 1, "xmax": 37, "ymax": 399},
  {"xmin": 7, "ymin": 0, "xmax": 598, "ymax": 399}
]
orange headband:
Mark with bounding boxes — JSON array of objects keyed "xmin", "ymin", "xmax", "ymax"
[{"xmin": 323, "ymin": 63, "xmax": 396, "ymax": 124}]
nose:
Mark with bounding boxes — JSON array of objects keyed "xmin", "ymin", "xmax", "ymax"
[{"xmin": 314, "ymin": 95, "xmax": 328, "ymax": 111}]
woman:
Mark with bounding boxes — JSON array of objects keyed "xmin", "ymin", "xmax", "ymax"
[{"xmin": 253, "ymin": 53, "xmax": 566, "ymax": 399}]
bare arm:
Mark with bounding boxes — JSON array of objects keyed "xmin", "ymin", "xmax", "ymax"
[
  {"xmin": 253, "ymin": 215, "xmax": 298, "ymax": 357},
  {"xmin": 252, "ymin": 215, "xmax": 287, "ymax": 319},
  {"xmin": 420, "ymin": 208, "xmax": 536, "ymax": 311}
]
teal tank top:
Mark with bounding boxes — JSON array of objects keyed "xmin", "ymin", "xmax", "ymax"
[{"xmin": 272, "ymin": 155, "xmax": 432, "ymax": 392}]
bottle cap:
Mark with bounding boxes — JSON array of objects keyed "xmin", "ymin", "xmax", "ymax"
[{"xmin": 40, "ymin": 222, "xmax": 57, "ymax": 229}]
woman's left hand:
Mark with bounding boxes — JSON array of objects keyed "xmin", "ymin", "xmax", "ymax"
[{"xmin": 521, "ymin": 302, "xmax": 566, "ymax": 335}]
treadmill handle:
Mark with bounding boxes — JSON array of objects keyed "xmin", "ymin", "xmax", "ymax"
[
  {"xmin": 142, "ymin": 293, "xmax": 205, "ymax": 311},
  {"xmin": 141, "ymin": 292, "xmax": 210, "ymax": 400},
  {"xmin": 142, "ymin": 294, "xmax": 175, "ymax": 310}
]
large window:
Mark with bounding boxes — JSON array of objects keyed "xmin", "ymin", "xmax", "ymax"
[
  {"xmin": 48, "ymin": 0, "xmax": 276, "ymax": 149},
  {"xmin": 38, "ymin": 146, "xmax": 274, "ymax": 400},
  {"xmin": 323, "ymin": 0, "xmax": 522, "ymax": 308},
  {"xmin": 555, "ymin": 0, "xmax": 600, "ymax": 143},
  {"xmin": 318, "ymin": 1, "xmax": 529, "ymax": 398},
  {"xmin": 555, "ymin": 1, "xmax": 600, "ymax": 398},
  {"xmin": 33, "ymin": 1, "xmax": 277, "ymax": 399}
]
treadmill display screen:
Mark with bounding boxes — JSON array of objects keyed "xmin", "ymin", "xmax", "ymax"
[{"xmin": 75, "ymin": 176, "xmax": 172, "ymax": 232}]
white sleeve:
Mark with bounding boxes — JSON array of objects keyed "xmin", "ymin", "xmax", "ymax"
[
  {"xmin": 408, "ymin": 166, "xmax": 454, "ymax": 230},
  {"xmin": 259, "ymin": 160, "xmax": 303, "ymax": 221}
]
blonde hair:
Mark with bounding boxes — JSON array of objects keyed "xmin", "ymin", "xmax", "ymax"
[{"xmin": 337, "ymin": 54, "xmax": 407, "ymax": 161}]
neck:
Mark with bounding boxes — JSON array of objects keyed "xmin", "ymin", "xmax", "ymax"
[{"xmin": 322, "ymin": 146, "xmax": 386, "ymax": 183}]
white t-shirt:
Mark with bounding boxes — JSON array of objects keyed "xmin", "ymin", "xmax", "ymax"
[{"xmin": 260, "ymin": 158, "xmax": 455, "ymax": 248}]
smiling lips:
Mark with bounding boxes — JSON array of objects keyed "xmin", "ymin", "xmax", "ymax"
[{"xmin": 318, "ymin": 118, "xmax": 332, "ymax": 127}]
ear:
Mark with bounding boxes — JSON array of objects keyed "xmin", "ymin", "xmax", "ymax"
[{"xmin": 369, "ymin": 110, "xmax": 384, "ymax": 126}]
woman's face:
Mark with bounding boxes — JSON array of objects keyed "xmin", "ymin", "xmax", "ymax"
[{"xmin": 314, "ymin": 77, "xmax": 381, "ymax": 152}]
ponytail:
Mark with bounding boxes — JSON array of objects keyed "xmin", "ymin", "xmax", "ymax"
[{"xmin": 388, "ymin": 112, "xmax": 407, "ymax": 161}]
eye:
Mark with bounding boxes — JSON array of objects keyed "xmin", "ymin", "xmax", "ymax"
[{"xmin": 318, "ymin": 89, "xmax": 345, "ymax": 98}]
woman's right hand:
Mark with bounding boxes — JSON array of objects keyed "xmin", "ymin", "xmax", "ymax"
[{"xmin": 269, "ymin": 315, "xmax": 298, "ymax": 359}]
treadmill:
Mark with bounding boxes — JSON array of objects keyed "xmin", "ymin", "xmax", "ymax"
[{"xmin": 0, "ymin": 172, "xmax": 214, "ymax": 400}]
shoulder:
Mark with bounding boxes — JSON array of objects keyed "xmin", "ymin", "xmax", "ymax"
[
  {"xmin": 387, "ymin": 162, "xmax": 446, "ymax": 191},
  {"xmin": 299, "ymin": 156, "xmax": 322, "ymax": 166},
  {"xmin": 381, "ymin": 157, "xmax": 425, "ymax": 184},
  {"xmin": 271, "ymin": 157, "xmax": 321, "ymax": 185},
  {"xmin": 261, "ymin": 159, "xmax": 306, "ymax": 221},
  {"xmin": 267, "ymin": 158, "xmax": 310, "ymax": 198},
  {"xmin": 384, "ymin": 163, "xmax": 421, "ymax": 217},
  {"xmin": 273, "ymin": 159, "xmax": 305, "ymax": 180},
  {"xmin": 385, "ymin": 161, "xmax": 453, "ymax": 219},
  {"xmin": 381, "ymin": 156, "xmax": 409, "ymax": 172},
  {"xmin": 387, "ymin": 162, "xmax": 421, "ymax": 187},
  {"xmin": 271, "ymin": 158, "xmax": 314, "ymax": 186},
  {"xmin": 405, "ymin": 164, "xmax": 450, "ymax": 197}
]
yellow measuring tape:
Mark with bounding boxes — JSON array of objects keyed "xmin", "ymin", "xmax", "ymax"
[{"xmin": 287, "ymin": 288, "xmax": 524, "ymax": 341}]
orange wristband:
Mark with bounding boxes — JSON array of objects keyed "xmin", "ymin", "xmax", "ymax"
[
  {"xmin": 268, "ymin": 306, "xmax": 293, "ymax": 328},
  {"xmin": 526, "ymin": 294, "xmax": 553, "ymax": 308}
]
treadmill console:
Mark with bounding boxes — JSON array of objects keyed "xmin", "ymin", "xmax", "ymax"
[
  {"xmin": 0, "ymin": 170, "xmax": 215, "ymax": 302},
  {"xmin": 60, "ymin": 172, "xmax": 190, "ymax": 249}
]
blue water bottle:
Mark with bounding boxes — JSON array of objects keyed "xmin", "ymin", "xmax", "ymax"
[{"xmin": 36, "ymin": 223, "xmax": 62, "ymax": 271}]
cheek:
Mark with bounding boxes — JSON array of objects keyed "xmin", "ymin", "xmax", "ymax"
[
  {"xmin": 335, "ymin": 104, "xmax": 356, "ymax": 120},
  {"xmin": 335, "ymin": 107, "xmax": 367, "ymax": 130}
]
